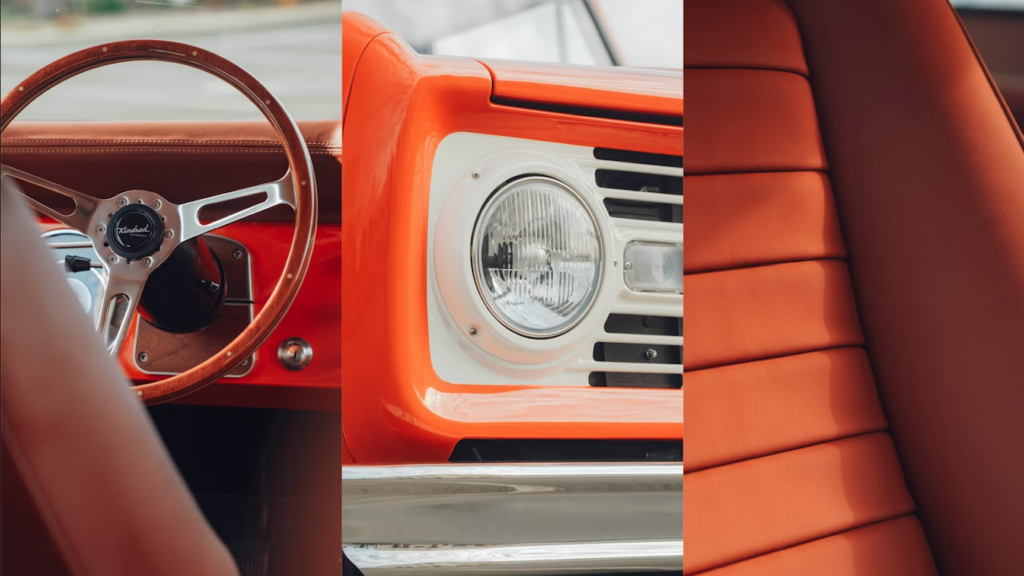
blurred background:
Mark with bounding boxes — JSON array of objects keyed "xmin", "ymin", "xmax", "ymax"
[
  {"xmin": 342, "ymin": 0, "xmax": 683, "ymax": 69},
  {"xmin": 0, "ymin": 0, "xmax": 341, "ymax": 120}
]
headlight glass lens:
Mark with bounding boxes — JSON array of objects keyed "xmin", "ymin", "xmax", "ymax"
[{"xmin": 472, "ymin": 177, "xmax": 602, "ymax": 338}]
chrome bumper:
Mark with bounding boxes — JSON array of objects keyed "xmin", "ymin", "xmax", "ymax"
[{"xmin": 342, "ymin": 463, "xmax": 683, "ymax": 575}]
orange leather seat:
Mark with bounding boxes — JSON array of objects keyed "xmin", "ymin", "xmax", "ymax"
[
  {"xmin": 1, "ymin": 183, "xmax": 238, "ymax": 576},
  {"xmin": 686, "ymin": 0, "xmax": 1024, "ymax": 574}
]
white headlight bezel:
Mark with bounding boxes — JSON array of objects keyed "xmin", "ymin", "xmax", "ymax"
[
  {"xmin": 431, "ymin": 137, "xmax": 616, "ymax": 370},
  {"xmin": 428, "ymin": 133, "xmax": 682, "ymax": 386},
  {"xmin": 470, "ymin": 175, "xmax": 604, "ymax": 339}
]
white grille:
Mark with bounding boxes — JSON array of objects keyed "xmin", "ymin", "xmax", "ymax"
[{"xmin": 427, "ymin": 133, "xmax": 682, "ymax": 387}]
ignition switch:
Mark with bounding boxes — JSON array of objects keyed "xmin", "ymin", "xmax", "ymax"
[{"xmin": 278, "ymin": 338, "xmax": 313, "ymax": 371}]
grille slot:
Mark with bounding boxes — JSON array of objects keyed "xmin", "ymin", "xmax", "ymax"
[
  {"xmin": 591, "ymin": 314, "xmax": 683, "ymax": 390},
  {"xmin": 596, "ymin": 168, "xmax": 683, "ymax": 195},
  {"xmin": 595, "ymin": 148, "xmax": 684, "ymax": 168},
  {"xmin": 604, "ymin": 198, "xmax": 682, "ymax": 223},
  {"xmin": 594, "ymin": 342, "xmax": 682, "ymax": 365},
  {"xmin": 605, "ymin": 313, "xmax": 682, "ymax": 336},
  {"xmin": 595, "ymin": 163, "xmax": 682, "ymax": 225},
  {"xmin": 589, "ymin": 372, "xmax": 682, "ymax": 389},
  {"xmin": 589, "ymin": 146, "xmax": 683, "ymax": 389}
]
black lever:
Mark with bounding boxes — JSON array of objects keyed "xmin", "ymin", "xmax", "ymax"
[{"xmin": 64, "ymin": 255, "xmax": 95, "ymax": 273}]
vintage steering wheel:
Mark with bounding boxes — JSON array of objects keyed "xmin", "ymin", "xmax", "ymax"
[{"xmin": 0, "ymin": 40, "xmax": 317, "ymax": 404}]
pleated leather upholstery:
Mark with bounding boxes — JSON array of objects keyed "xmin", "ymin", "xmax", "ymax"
[{"xmin": 684, "ymin": 1, "xmax": 939, "ymax": 573}]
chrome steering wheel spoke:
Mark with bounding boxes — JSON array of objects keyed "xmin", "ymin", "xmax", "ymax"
[
  {"xmin": 176, "ymin": 171, "xmax": 296, "ymax": 242},
  {"xmin": 96, "ymin": 271, "xmax": 147, "ymax": 357},
  {"xmin": 0, "ymin": 174, "xmax": 184, "ymax": 357},
  {"xmin": 1, "ymin": 164, "xmax": 104, "ymax": 234},
  {"xmin": 92, "ymin": 190, "xmax": 184, "ymax": 356},
  {"xmin": 0, "ymin": 164, "xmax": 287, "ymax": 358}
]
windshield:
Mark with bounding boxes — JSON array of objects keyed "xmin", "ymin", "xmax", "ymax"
[
  {"xmin": 951, "ymin": 0, "xmax": 1024, "ymax": 8},
  {"xmin": 342, "ymin": 0, "xmax": 683, "ymax": 69},
  {"xmin": 0, "ymin": 0, "xmax": 341, "ymax": 121}
]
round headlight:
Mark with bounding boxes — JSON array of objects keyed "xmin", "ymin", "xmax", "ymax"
[{"xmin": 472, "ymin": 176, "xmax": 602, "ymax": 338}]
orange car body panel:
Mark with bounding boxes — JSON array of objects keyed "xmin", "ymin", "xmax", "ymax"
[
  {"xmin": 481, "ymin": 59, "xmax": 684, "ymax": 117},
  {"xmin": 341, "ymin": 13, "xmax": 683, "ymax": 464}
]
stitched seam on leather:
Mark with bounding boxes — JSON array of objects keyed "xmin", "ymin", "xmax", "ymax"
[
  {"xmin": 0, "ymin": 148, "xmax": 337, "ymax": 155},
  {"xmin": 688, "ymin": 432, "xmax": 916, "ymax": 573},
  {"xmin": 683, "ymin": 256, "xmax": 847, "ymax": 279},
  {"xmin": 687, "ymin": 165, "xmax": 827, "ymax": 176},
  {"xmin": 690, "ymin": 514, "xmax": 922, "ymax": 575},
  {"xmin": 1, "ymin": 139, "xmax": 341, "ymax": 146},
  {"xmin": 686, "ymin": 255, "xmax": 847, "ymax": 276},
  {"xmin": 686, "ymin": 408, "xmax": 889, "ymax": 473},
  {"xmin": 685, "ymin": 65, "xmax": 808, "ymax": 78},
  {"xmin": 685, "ymin": 344, "xmax": 860, "ymax": 374},
  {"xmin": 686, "ymin": 429, "xmax": 890, "ymax": 475},
  {"xmin": 685, "ymin": 342, "xmax": 863, "ymax": 373}
]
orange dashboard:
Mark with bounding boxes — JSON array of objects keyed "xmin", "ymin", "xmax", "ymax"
[{"xmin": 2, "ymin": 120, "xmax": 342, "ymax": 412}]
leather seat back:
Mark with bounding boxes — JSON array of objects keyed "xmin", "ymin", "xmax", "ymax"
[
  {"xmin": 687, "ymin": 0, "xmax": 1024, "ymax": 573},
  {"xmin": 685, "ymin": 1, "xmax": 940, "ymax": 573},
  {"xmin": 1, "ymin": 182, "xmax": 239, "ymax": 576},
  {"xmin": 787, "ymin": 0, "xmax": 1024, "ymax": 573}
]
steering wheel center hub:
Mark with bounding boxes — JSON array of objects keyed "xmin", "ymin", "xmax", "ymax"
[{"xmin": 107, "ymin": 203, "xmax": 164, "ymax": 260}]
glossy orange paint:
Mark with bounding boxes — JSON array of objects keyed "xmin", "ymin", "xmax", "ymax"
[
  {"xmin": 341, "ymin": 13, "xmax": 684, "ymax": 464},
  {"xmin": 482, "ymin": 59, "xmax": 684, "ymax": 117}
]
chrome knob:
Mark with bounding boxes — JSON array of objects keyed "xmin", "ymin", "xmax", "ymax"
[{"xmin": 278, "ymin": 337, "xmax": 312, "ymax": 371}]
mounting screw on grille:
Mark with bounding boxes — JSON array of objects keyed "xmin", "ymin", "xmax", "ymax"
[
  {"xmin": 646, "ymin": 348, "xmax": 658, "ymax": 360},
  {"xmin": 232, "ymin": 249, "xmax": 243, "ymax": 260},
  {"xmin": 138, "ymin": 352, "xmax": 149, "ymax": 364}
]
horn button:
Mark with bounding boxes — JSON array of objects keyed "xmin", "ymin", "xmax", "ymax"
[{"xmin": 107, "ymin": 204, "xmax": 165, "ymax": 260}]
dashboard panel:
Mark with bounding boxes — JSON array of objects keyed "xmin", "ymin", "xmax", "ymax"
[{"xmin": 4, "ymin": 120, "xmax": 342, "ymax": 411}]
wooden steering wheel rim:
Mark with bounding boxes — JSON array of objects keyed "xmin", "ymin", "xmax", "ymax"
[{"xmin": 0, "ymin": 40, "xmax": 318, "ymax": 405}]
